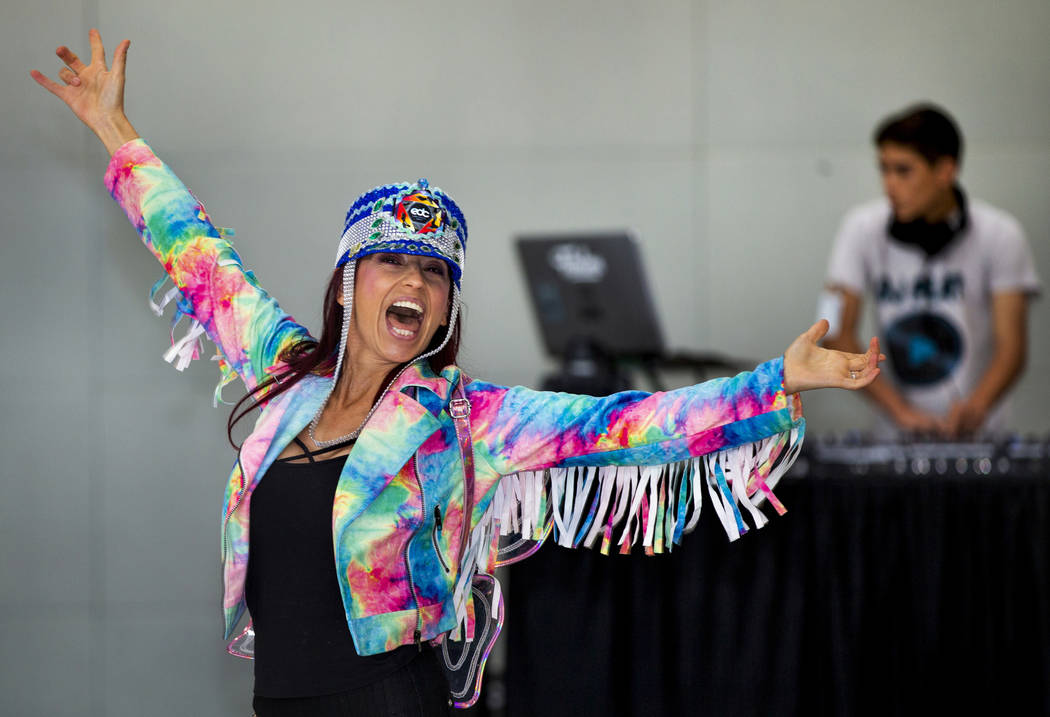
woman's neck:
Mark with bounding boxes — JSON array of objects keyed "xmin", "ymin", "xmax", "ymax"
[
  {"xmin": 310, "ymin": 357, "xmax": 396, "ymax": 445},
  {"xmin": 331, "ymin": 359, "xmax": 392, "ymax": 410}
]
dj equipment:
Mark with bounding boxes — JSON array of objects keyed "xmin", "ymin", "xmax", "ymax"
[{"xmin": 794, "ymin": 434, "xmax": 1050, "ymax": 478}]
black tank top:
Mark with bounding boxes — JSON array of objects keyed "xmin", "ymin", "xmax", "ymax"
[{"xmin": 245, "ymin": 437, "xmax": 418, "ymax": 697}]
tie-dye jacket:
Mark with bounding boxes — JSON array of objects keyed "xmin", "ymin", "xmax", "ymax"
[{"xmin": 104, "ymin": 139, "xmax": 805, "ymax": 657}]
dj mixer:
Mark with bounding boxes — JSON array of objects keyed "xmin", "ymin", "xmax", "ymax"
[{"xmin": 793, "ymin": 433, "xmax": 1050, "ymax": 478}]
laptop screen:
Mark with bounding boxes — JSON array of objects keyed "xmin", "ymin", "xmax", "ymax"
[{"xmin": 515, "ymin": 233, "xmax": 665, "ymax": 359}]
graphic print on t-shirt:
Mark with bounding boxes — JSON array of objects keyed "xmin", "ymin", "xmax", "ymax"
[
  {"xmin": 875, "ymin": 271, "xmax": 966, "ymax": 386},
  {"xmin": 884, "ymin": 311, "xmax": 964, "ymax": 385}
]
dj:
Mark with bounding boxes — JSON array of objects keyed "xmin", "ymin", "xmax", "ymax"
[{"xmin": 823, "ymin": 104, "xmax": 1040, "ymax": 437}]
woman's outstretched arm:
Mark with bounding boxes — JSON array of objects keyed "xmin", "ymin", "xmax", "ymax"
[
  {"xmin": 31, "ymin": 28, "xmax": 138, "ymax": 155},
  {"xmin": 31, "ymin": 30, "xmax": 310, "ymax": 395},
  {"xmin": 473, "ymin": 321, "xmax": 882, "ymax": 476},
  {"xmin": 462, "ymin": 325, "xmax": 881, "ymax": 553}
]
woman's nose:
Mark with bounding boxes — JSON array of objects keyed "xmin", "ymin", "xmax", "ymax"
[{"xmin": 402, "ymin": 261, "xmax": 425, "ymax": 286}]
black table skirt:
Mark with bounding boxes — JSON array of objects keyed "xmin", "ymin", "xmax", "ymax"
[{"xmin": 504, "ymin": 474, "xmax": 1050, "ymax": 716}]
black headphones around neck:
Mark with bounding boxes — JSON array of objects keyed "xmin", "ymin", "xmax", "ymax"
[{"xmin": 888, "ymin": 186, "xmax": 969, "ymax": 258}]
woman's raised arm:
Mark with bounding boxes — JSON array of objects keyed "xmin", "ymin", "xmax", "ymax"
[
  {"xmin": 30, "ymin": 28, "xmax": 139, "ymax": 155},
  {"xmin": 32, "ymin": 29, "xmax": 310, "ymax": 396}
]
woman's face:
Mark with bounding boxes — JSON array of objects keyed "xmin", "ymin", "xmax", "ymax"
[{"xmin": 342, "ymin": 252, "xmax": 451, "ymax": 370}]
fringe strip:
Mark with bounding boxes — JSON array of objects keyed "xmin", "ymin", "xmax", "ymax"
[
  {"xmin": 450, "ymin": 499, "xmax": 501, "ymax": 641},
  {"xmin": 148, "ymin": 270, "xmax": 237, "ymax": 406},
  {"xmin": 491, "ymin": 424, "xmax": 804, "ymax": 555}
]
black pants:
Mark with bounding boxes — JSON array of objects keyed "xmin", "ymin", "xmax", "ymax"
[{"xmin": 252, "ymin": 649, "xmax": 452, "ymax": 717}]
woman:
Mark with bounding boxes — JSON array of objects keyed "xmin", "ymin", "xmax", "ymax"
[{"xmin": 32, "ymin": 30, "xmax": 882, "ymax": 717}]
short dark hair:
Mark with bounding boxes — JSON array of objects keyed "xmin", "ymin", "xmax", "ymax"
[{"xmin": 874, "ymin": 104, "xmax": 963, "ymax": 166}]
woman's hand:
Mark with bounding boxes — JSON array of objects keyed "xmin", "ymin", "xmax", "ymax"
[
  {"xmin": 782, "ymin": 320, "xmax": 883, "ymax": 394},
  {"xmin": 30, "ymin": 28, "xmax": 139, "ymax": 155}
]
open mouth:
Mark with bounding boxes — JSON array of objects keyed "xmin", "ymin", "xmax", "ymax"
[{"xmin": 386, "ymin": 300, "xmax": 425, "ymax": 338}]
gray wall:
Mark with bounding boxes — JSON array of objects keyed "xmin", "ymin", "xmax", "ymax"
[{"xmin": 3, "ymin": 1, "xmax": 1048, "ymax": 714}]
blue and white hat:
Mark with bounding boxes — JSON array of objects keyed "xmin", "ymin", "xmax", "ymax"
[{"xmin": 335, "ymin": 179, "xmax": 468, "ymax": 286}]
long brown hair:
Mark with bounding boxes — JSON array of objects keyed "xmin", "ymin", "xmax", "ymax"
[{"xmin": 226, "ymin": 267, "xmax": 461, "ymax": 448}]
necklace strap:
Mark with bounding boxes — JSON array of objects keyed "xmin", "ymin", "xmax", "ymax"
[{"xmin": 308, "ymin": 406, "xmax": 371, "ymax": 448}]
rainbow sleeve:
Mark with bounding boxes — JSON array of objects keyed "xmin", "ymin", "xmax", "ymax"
[
  {"xmin": 104, "ymin": 139, "xmax": 310, "ymax": 397},
  {"xmin": 467, "ymin": 359, "xmax": 804, "ymax": 551}
]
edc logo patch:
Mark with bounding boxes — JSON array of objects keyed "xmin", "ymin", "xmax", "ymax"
[{"xmin": 396, "ymin": 191, "xmax": 446, "ymax": 235}]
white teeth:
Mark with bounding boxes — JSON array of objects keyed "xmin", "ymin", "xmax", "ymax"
[
  {"xmin": 391, "ymin": 326, "xmax": 416, "ymax": 337},
  {"xmin": 392, "ymin": 300, "xmax": 424, "ymax": 314}
]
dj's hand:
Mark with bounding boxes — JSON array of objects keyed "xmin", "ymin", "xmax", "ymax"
[
  {"xmin": 942, "ymin": 398, "xmax": 989, "ymax": 438},
  {"xmin": 782, "ymin": 320, "xmax": 883, "ymax": 394},
  {"xmin": 892, "ymin": 405, "xmax": 943, "ymax": 435}
]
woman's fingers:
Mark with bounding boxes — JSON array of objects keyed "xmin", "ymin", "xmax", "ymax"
[
  {"xmin": 866, "ymin": 337, "xmax": 886, "ymax": 371},
  {"xmin": 805, "ymin": 319, "xmax": 830, "ymax": 343},
  {"xmin": 840, "ymin": 338, "xmax": 883, "ymax": 368},
  {"xmin": 845, "ymin": 354, "xmax": 880, "ymax": 386},
  {"xmin": 867, "ymin": 337, "xmax": 884, "ymax": 363},
  {"xmin": 88, "ymin": 28, "xmax": 106, "ymax": 67},
  {"xmin": 846, "ymin": 359, "xmax": 879, "ymax": 377},
  {"xmin": 29, "ymin": 69, "xmax": 65, "ymax": 97},
  {"xmin": 838, "ymin": 338, "xmax": 884, "ymax": 387},
  {"xmin": 58, "ymin": 67, "xmax": 81, "ymax": 86},
  {"xmin": 111, "ymin": 39, "xmax": 130, "ymax": 77},
  {"xmin": 55, "ymin": 45, "xmax": 87, "ymax": 73},
  {"xmin": 852, "ymin": 366, "xmax": 880, "ymax": 388}
]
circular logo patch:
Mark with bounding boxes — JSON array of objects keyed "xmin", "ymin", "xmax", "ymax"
[
  {"xmin": 885, "ymin": 312, "xmax": 963, "ymax": 385},
  {"xmin": 396, "ymin": 191, "xmax": 446, "ymax": 234}
]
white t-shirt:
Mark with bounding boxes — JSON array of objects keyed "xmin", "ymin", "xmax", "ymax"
[{"xmin": 826, "ymin": 196, "xmax": 1041, "ymax": 432}]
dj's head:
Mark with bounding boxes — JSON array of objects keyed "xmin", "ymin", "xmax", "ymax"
[{"xmin": 873, "ymin": 104, "xmax": 963, "ymax": 223}]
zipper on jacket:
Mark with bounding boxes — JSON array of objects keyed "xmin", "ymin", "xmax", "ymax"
[
  {"xmin": 221, "ymin": 447, "xmax": 248, "ymax": 573},
  {"xmin": 405, "ymin": 454, "xmax": 426, "ymax": 650},
  {"xmin": 403, "ymin": 536, "xmax": 422, "ymax": 650},
  {"xmin": 431, "ymin": 506, "xmax": 451, "ymax": 574}
]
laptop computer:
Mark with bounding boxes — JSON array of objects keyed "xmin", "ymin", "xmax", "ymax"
[{"xmin": 515, "ymin": 232, "xmax": 665, "ymax": 360}]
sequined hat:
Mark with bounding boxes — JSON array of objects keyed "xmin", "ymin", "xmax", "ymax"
[{"xmin": 335, "ymin": 179, "xmax": 468, "ymax": 286}]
